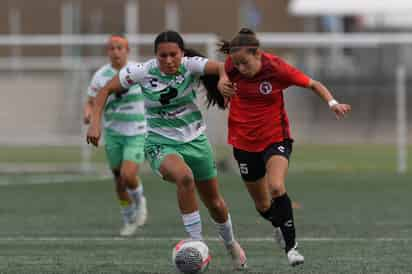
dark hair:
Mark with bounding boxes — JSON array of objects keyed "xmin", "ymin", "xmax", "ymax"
[
  {"xmin": 154, "ymin": 30, "xmax": 185, "ymax": 53},
  {"xmin": 184, "ymin": 48, "xmax": 226, "ymax": 110},
  {"xmin": 219, "ymin": 27, "xmax": 260, "ymax": 54}
]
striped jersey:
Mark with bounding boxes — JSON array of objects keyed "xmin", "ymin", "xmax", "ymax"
[
  {"xmin": 118, "ymin": 57, "xmax": 208, "ymax": 143},
  {"xmin": 87, "ymin": 62, "xmax": 146, "ymax": 136}
]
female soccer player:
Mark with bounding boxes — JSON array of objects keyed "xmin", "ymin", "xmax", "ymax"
[
  {"xmin": 218, "ymin": 28, "xmax": 351, "ymax": 266},
  {"xmin": 86, "ymin": 30, "xmax": 247, "ymax": 270},
  {"xmin": 84, "ymin": 35, "xmax": 147, "ymax": 237}
]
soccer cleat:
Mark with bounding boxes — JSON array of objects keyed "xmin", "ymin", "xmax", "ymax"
[
  {"xmin": 119, "ymin": 216, "xmax": 139, "ymax": 237},
  {"xmin": 135, "ymin": 196, "xmax": 147, "ymax": 227},
  {"xmin": 273, "ymin": 227, "xmax": 286, "ymax": 250},
  {"xmin": 287, "ymin": 243, "xmax": 304, "ymax": 267},
  {"xmin": 226, "ymin": 241, "xmax": 248, "ymax": 270}
]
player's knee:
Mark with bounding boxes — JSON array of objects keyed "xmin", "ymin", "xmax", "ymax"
[
  {"xmin": 121, "ymin": 170, "xmax": 136, "ymax": 185},
  {"xmin": 206, "ymin": 197, "xmax": 226, "ymax": 213},
  {"xmin": 176, "ymin": 173, "xmax": 195, "ymax": 191}
]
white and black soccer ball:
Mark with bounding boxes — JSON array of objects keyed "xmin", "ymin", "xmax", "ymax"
[{"xmin": 172, "ymin": 239, "xmax": 211, "ymax": 274}]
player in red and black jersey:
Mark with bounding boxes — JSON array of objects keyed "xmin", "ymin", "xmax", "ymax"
[{"xmin": 217, "ymin": 28, "xmax": 351, "ymax": 266}]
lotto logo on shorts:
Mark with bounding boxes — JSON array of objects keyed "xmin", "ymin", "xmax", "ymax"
[{"xmin": 277, "ymin": 145, "xmax": 285, "ymax": 153}]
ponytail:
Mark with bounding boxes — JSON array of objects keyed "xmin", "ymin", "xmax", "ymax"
[
  {"xmin": 218, "ymin": 40, "xmax": 231, "ymax": 54},
  {"xmin": 184, "ymin": 48, "xmax": 226, "ymax": 110}
]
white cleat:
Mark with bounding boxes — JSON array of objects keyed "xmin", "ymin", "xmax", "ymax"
[
  {"xmin": 119, "ymin": 217, "xmax": 139, "ymax": 237},
  {"xmin": 135, "ymin": 196, "xmax": 147, "ymax": 227},
  {"xmin": 226, "ymin": 241, "xmax": 248, "ymax": 270},
  {"xmin": 273, "ymin": 227, "xmax": 286, "ymax": 250},
  {"xmin": 287, "ymin": 243, "xmax": 304, "ymax": 267}
]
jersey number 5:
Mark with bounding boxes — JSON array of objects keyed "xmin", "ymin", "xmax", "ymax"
[{"xmin": 159, "ymin": 87, "xmax": 178, "ymax": 105}]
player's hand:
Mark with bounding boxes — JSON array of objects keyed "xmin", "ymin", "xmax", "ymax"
[
  {"xmin": 218, "ymin": 78, "xmax": 236, "ymax": 98},
  {"xmin": 86, "ymin": 123, "xmax": 101, "ymax": 147},
  {"xmin": 331, "ymin": 103, "xmax": 351, "ymax": 119}
]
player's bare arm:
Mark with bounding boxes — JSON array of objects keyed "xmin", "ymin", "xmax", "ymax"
[
  {"xmin": 86, "ymin": 75, "xmax": 122, "ymax": 146},
  {"xmin": 83, "ymin": 96, "xmax": 95, "ymax": 124},
  {"xmin": 204, "ymin": 61, "xmax": 235, "ymax": 98},
  {"xmin": 308, "ymin": 79, "xmax": 351, "ymax": 119}
]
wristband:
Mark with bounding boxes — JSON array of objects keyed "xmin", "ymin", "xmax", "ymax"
[{"xmin": 328, "ymin": 99, "xmax": 338, "ymax": 108}]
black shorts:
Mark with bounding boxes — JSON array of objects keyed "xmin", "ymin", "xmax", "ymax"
[{"xmin": 233, "ymin": 139, "xmax": 293, "ymax": 182}]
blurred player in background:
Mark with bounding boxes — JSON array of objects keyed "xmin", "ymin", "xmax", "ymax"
[
  {"xmin": 83, "ymin": 35, "xmax": 147, "ymax": 236},
  {"xmin": 86, "ymin": 30, "xmax": 247, "ymax": 270},
  {"xmin": 217, "ymin": 28, "xmax": 351, "ymax": 266}
]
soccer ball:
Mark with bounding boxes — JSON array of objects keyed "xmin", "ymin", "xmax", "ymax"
[{"xmin": 172, "ymin": 239, "xmax": 211, "ymax": 274}]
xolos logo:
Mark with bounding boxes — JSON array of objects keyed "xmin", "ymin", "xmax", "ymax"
[{"xmin": 259, "ymin": 81, "xmax": 272, "ymax": 95}]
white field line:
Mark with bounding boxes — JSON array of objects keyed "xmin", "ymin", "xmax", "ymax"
[
  {"xmin": 0, "ymin": 175, "xmax": 110, "ymax": 186},
  {"xmin": 0, "ymin": 236, "xmax": 410, "ymax": 242}
]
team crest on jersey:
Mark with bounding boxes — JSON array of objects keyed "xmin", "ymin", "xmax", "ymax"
[
  {"xmin": 175, "ymin": 75, "xmax": 185, "ymax": 85},
  {"xmin": 259, "ymin": 81, "xmax": 272, "ymax": 95}
]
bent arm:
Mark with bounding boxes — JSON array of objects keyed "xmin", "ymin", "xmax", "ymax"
[
  {"xmin": 307, "ymin": 79, "xmax": 351, "ymax": 119},
  {"xmin": 204, "ymin": 60, "xmax": 235, "ymax": 98},
  {"xmin": 91, "ymin": 75, "xmax": 122, "ymax": 125},
  {"xmin": 307, "ymin": 79, "xmax": 335, "ymax": 104},
  {"xmin": 204, "ymin": 60, "xmax": 227, "ymax": 78}
]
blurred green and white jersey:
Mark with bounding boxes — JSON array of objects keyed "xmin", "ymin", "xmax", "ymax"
[
  {"xmin": 118, "ymin": 56, "xmax": 208, "ymax": 143},
  {"xmin": 87, "ymin": 62, "xmax": 146, "ymax": 136}
]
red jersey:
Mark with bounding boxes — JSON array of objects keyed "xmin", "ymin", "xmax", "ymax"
[{"xmin": 225, "ymin": 52, "xmax": 310, "ymax": 152}]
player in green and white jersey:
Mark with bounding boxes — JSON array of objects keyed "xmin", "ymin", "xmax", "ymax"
[
  {"xmin": 87, "ymin": 31, "xmax": 247, "ymax": 270},
  {"xmin": 83, "ymin": 35, "xmax": 147, "ymax": 237}
]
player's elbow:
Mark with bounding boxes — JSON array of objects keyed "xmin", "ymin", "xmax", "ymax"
[{"xmin": 308, "ymin": 79, "xmax": 320, "ymax": 89}]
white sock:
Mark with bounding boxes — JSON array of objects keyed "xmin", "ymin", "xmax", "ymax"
[
  {"xmin": 121, "ymin": 203, "xmax": 136, "ymax": 224},
  {"xmin": 127, "ymin": 184, "xmax": 144, "ymax": 207},
  {"xmin": 215, "ymin": 214, "xmax": 235, "ymax": 246},
  {"xmin": 182, "ymin": 211, "xmax": 203, "ymax": 241}
]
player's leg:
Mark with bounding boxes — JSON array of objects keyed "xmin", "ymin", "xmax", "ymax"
[
  {"xmin": 195, "ymin": 177, "xmax": 247, "ymax": 270},
  {"xmin": 122, "ymin": 135, "xmax": 147, "ymax": 227},
  {"xmin": 263, "ymin": 140, "xmax": 304, "ymax": 266},
  {"xmin": 232, "ymin": 147, "xmax": 270, "ymax": 212},
  {"xmin": 145, "ymin": 143, "xmax": 202, "ymax": 241},
  {"xmin": 184, "ymin": 134, "xmax": 247, "ymax": 269},
  {"xmin": 233, "ymin": 146, "xmax": 290, "ymax": 258},
  {"xmin": 104, "ymin": 133, "xmax": 136, "ymax": 236},
  {"xmin": 112, "ymin": 168, "xmax": 134, "ymax": 215}
]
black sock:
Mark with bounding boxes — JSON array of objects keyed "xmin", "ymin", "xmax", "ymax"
[
  {"xmin": 258, "ymin": 193, "xmax": 297, "ymax": 252},
  {"xmin": 258, "ymin": 206, "xmax": 273, "ymax": 222},
  {"xmin": 273, "ymin": 193, "xmax": 296, "ymax": 252}
]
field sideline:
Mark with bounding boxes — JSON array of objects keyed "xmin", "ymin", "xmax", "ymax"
[{"xmin": 1, "ymin": 144, "xmax": 411, "ymax": 173}]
